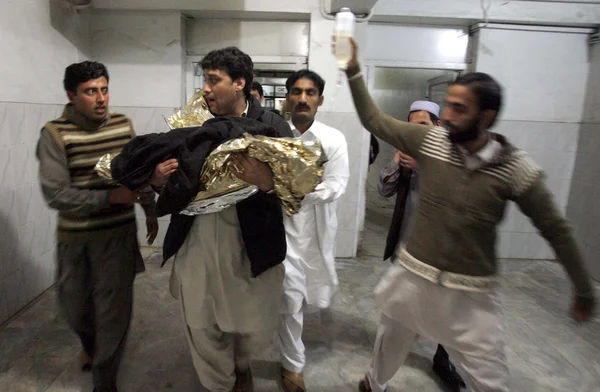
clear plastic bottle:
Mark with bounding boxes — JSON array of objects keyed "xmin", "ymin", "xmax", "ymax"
[{"xmin": 334, "ymin": 7, "xmax": 355, "ymax": 70}]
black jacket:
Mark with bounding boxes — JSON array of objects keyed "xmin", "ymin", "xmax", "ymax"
[
  {"xmin": 111, "ymin": 128, "xmax": 192, "ymax": 190},
  {"xmin": 162, "ymin": 95, "xmax": 293, "ymax": 277}
]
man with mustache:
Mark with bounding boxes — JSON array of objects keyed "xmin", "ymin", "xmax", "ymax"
[
  {"xmin": 378, "ymin": 100, "xmax": 465, "ymax": 392},
  {"xmin": 342, "ymin": 41, "xmax": 596, "ymax": 392},
  {"xmin": 36, "ymin": 61, "xmax": 158, "ymax": 392},
  {"xmin": 151, "ymin": 47, "xmax": 293, "ymax": 392},
  {"xmin": 278, "ymin": 70, "xmax": 349, "ymax": 392}
]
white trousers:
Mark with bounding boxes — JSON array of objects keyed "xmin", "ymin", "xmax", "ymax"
[
  {"xmin": 368, "ymin": 264, "xmax": 509, "ymax": 392},
  {"xmin": 278, "ymin": 307, "xmax": 335, "ymax": 374},
  {"xmin": 279, "ymin": 310, "xmax": 306, "ymax": 374}
]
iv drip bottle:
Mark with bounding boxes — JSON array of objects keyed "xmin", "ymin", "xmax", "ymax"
[{"xmin": 333, "ymin": 7, "xmax": 355, "ymax": 70}]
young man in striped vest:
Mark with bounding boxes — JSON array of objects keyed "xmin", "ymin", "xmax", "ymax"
[{"xmin": 36, "ymin": 61, "xmax": 158, "ymax": 392}]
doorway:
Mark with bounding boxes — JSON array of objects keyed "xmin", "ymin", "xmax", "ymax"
[{"xmin": 363, "ymin": 67, "xmax": 460, "ymax": 255}]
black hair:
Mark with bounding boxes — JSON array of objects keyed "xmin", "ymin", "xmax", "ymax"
[
  {"xmin": 251, "ymin": 81, "xmax": 264, "ymax": 97},
  {"xmin": 285, "ymin": 69, "xmax": 326, "ymax": 96},
  {"xmin": 452, "ymin": 72, "xmax": 502, "ymax": 113},
  {"xmin": 63, "ymin": 61, "xmax": 109, "ymax": 93},
  {"xmin": 408, "ymin": 110, "xmax": 439, "ymax": 124},
  {"xmin": 201, "ymin": 47, "xmax": 254, "ymax": 96}
]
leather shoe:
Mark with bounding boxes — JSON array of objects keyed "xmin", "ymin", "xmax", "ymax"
[{"xmin": 282, "ymin": 368, "xmax": 306, "ymax": 392}]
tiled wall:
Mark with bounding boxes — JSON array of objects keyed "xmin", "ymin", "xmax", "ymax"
[
  {"xmin": 91, "ymin": 10, "xmax": 184, "ymax": 108},
  {"xmin": 0, "ymin": 103, "xmax": 65, "ymax": 324},
  {"xmin": 474, "ymin": 26, "xmax": 589, "ymax": 260},
  {"xmin": 316, "ymin": 112, "xmax": 369, "ymax": 258},
  {"xmin": 567, "ymin": 42, "xmax": 600, "ymax": 281},
  {"xmin": 494, "ymin": 121, "xmax": 579, "ymax": 259},
  {"xmin": 308, "ymin": 11, "xmax": 371, "ymax": 258},
  {"xmin": 0, "ymin": 0, "xmax": 89, "ymax": 325}
]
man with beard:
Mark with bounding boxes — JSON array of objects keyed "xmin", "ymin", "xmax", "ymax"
[
  {"xmin": 278, "ymin": 70, "xmax": 349, "ymax": 392},
  {"xmin": 151, "ymin": 47, "xmax": 292, "ymax": 392},
  {"xmin": 342, "ymin": 40, "xmax": 596, "ymax": 392},
  {"xmin": 378, "ymin": 100, "xmax": 465, "ymax": 392}
]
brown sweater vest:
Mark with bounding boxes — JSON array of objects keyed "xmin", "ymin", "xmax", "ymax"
[{"xmin": 43, "ymin": 110, "xmax": 136, "ymax": 235}]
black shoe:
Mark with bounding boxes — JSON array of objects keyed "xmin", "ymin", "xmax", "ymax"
[{"xmin": 432, "ymin": 358, "xmax": 466, "ymax": 392}]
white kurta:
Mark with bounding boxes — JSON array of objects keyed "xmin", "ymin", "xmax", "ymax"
[{"xmin": 281, "ymin": 120, "xmax": 350, "ymax": 314}]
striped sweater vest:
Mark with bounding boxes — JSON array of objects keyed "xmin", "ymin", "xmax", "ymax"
[{"xmin": 43, "ymin": 111, "xmax": 136, "ymax": 234}]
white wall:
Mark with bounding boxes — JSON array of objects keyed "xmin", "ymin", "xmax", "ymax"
[
  {"xmin": 366, "ymin": 24, "xmax": 469, "ymax": 68},
  {"xmin": 0, "ymin": 0, "xmax": 90, "ymax": 325},
  {"xmin": 92, "ymin": 0, "xmax": 600, "ymax": 27},
  {"xmin": 91, "ymin": 10, "xmax": 184, "ymax": 108},
  {"xmin": 93, "ymin": 0, "xmax": 316, "ymax": 14},
  {"xmin": 472, "ymin": 24, "xmax": 591, "ymax": 260},
  {"xmin": 371, "ymin": 0, "xmax": 600, "ymax": 26},
  {"xmin": 187, "ymin": 19, "xmax": 309, "ymax": 57},
  {"xmin": 567, "ymin": 41, "xmax": 600, "ymax": 281},
  {"xmin": 309, "ymin": 10, "xmax": 370, "ymax": 258}
]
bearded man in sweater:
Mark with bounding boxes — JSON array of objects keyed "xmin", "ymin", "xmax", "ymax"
[{"xmin": 342, "ymin": 40, "xmax": 596, "ymax": 392}]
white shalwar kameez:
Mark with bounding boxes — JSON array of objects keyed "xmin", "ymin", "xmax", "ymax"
[{"xmin": 278, "ymin": 120, "xmax": 349, "ymax": 373}]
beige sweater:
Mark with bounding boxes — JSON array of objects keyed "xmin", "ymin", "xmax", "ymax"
[{"xmin": 347, "ymin": 65, "xmax": 593, "ymax": 297}]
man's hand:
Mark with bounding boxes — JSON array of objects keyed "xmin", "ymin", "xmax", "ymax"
[
  {"xmin": 331, "ymin": 36, "xmax": 359, "ymax": 71},
  {"xmin": 396, "ymin": 150, "xmax": 418, "ymax": 170},
  {"xmin": 347, "ymin": 37, "xmax": 359, "ymax": 71},
  {"xmin": 151, "ymin": 159, "xmax": 178, "ymax": 187},
  {"xmin": 145, "ymin": 217, "xmax": 158, "ymax": 245},
  {"xmin": 108, "ymin": 187, "xmax": 154, "ymax": 204},
  {"xmin": 570, "ymin": 294, "xmax": 595, "ymax": 322},
  {"xmin": 230, "ymin": 154, "xmax": 274, "ymax": 193}
]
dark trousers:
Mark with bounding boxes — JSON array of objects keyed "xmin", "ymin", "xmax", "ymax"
[{"xmin": 56, "ymin": 230, "xmax": 141, "ymax": 392}]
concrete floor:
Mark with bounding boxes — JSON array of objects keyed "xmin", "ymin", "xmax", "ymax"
[{"xmin": 1, "ymin": 197, "xmax": 600, "ymax": 392}]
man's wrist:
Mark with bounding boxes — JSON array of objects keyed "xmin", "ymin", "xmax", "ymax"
[
  {"xmin": 346, "ymin": 63, "xmax": 361, "ymax": 78},
  {"xmin": 259, "ymin": 181, "xmax": 275, "ymax": 193}
]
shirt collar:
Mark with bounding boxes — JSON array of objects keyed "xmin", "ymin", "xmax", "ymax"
[
  {"xmin": 288, "ymin": 120, "xmax": 317, "ymax": 138},
  {"xmin": 457, "ymin": 135, "xmax": 501, "ymax": 164},
  {"xmin": 240, "ymin": 100, "xmax": 249, "ymax": 117}
]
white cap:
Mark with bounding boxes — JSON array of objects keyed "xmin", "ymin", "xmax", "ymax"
[{"xmin": 410, "ymin": 100, "xmax": 440, "ymax": 118}]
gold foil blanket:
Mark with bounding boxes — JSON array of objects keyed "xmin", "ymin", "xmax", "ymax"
[
  {"xmin": 197, "ymin": 133, "xmax": 326, "ymax": 216},
  {"xmin": 95, "ymin": 92, "xmax": 326, "ymax": 215},
  {"xmin": 166, "ymin": 91, "xmax": 214, "ymax": 129}
]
